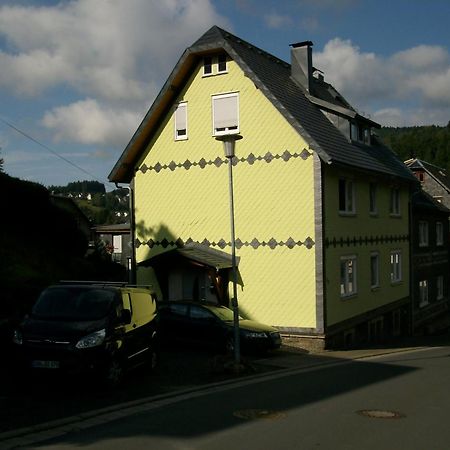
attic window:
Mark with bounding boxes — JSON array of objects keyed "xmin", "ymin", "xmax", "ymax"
[
  {"xmin": 212, "ymin": 92, "xmax": 239, "ymax": 136},
  {"xmin": 203, "ymin": 56, "xmax": 213, "ymax": 76},
  {"xmin": 351, "ymin": 122, "xmax": 371, "ymax": 145},
  {"xmin": 174, "ymin": 102, "xmax": 188, "ymax": 140},
  {"xmin": 217, "ymin": 54, "xmax": 227, "ymax": 73},
  {"xmin": 203, "ymin": 54, "xmax": 228, "ymax": 76}
]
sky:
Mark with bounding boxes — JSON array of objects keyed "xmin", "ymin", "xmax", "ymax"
[{"xmin": 0, "ymin": 0, "xmax": 449, "ymax": 189}]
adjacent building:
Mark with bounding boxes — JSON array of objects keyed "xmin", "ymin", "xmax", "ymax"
[{"xmin": 109, "ymin": 26, "xmax": 418, "ymax": 349}]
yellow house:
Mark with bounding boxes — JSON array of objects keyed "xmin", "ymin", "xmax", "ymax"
[{"xmin": 109, "ymin": 26, "xmax": 417, "ymax": 349}]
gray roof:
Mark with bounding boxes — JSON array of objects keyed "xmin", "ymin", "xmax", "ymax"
[
  {"xmin": 405, "ymin": 158, "xmax": 450, "ymax": 193},
  {"xmin": 139, "ymin": 242, "xmax": 238, "ymax": 270},
  {"xmin": 109, "ymin": 26, "xmax": 416, "ymax": 183}
]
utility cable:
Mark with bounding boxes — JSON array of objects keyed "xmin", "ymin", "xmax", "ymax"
[{"xmin": 0, "ymin": 115, "xmax": 113, "ymax": 186}]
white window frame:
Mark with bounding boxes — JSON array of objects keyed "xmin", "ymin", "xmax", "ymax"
[
  {"xmin": 419, "ymin": 221, "xmax": 429, "ymax": 247},
  {"xmin": 340, "ymin": 255, "xmax": 357, "ymax": 298},
  {"xmin": 203, "ymin": 56, "xmax": 213, "ymax": 76},
  {"xmin": 174, "ymin": 102, "xmax": 188, "ymax": 141},
  {"xmin": 436, "ymin": 222, "xmax": 444, "ymax": 246},
  {"xmin": 338, "ymin": 178, "xmax": 356, "ymax": 215},
  {"xmin": 390, "ymin": 187, "xmax": 400, "ymax": 216},
  {"xmin": 217, "ymin": 53, "xmax": 228, "ymax": 73},
  {"xmin": 437, "ymin": 275, "xmax": 444, "ymax": 300},
  {"xmin": 370, "ymin": 252, "xmax": 380, "ymax": 289},
  {"xmin": 212, "ymin": 92, "xmax": 239, "ymax": 136},
  {"xmin": 419, "ymin": 280, "xmax": 429, "ymax": 307},
  {"xmin": 390, "ymin": 250, "xmax": 402, "ymax": 284}
]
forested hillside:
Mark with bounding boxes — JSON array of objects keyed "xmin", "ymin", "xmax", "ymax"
[
  {"xmin": 49, "ymin": 180, "xmax": 129, "ymax": 225},
  {"xmin": 378, "ymin": 123, "xmax": 450, "ymax": 173}
]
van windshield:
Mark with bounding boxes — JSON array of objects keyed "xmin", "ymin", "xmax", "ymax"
[{"xmin": 32, "ymin": 287, "xmax": 117, "ymax": 321}]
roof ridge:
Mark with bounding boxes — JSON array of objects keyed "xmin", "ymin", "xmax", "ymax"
[{"xmin": 193, "ymin": 25, "xmax": 289, "ymax": 68}]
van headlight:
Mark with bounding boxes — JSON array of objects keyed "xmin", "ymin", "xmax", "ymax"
[{"xmin": 75, "ymin": 329, "xmax": 106, "ymax": 349}]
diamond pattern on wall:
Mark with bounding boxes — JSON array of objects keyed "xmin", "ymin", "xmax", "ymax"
[
  {"xmin": 135, "ymin": 236, "xmax": 315, "ymax": 250},
  {"xmin": 137, "ymin": 148, "xmax": 312, "ymax": 174}
]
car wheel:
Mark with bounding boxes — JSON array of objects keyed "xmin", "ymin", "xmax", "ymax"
[{"xmin": 104, "ymin": 358, "xmax": 124, "ymax": 388}]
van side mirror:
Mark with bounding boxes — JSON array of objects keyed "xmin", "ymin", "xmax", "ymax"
[{"xmin": 121, "ymin": 309, "xmax": 132, "ymax": 325}]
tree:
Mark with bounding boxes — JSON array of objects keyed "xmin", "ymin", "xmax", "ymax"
[{"xmin": 0, "ymin": 147, "xmax": 4, "ymax": 173}]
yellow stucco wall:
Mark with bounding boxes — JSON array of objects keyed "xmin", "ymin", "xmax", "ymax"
[
  {"xmin": 323, "ymin": 166, "xmax": 410, "ymax": 326},
  {"xmin": 134, "ymin": 58, "xmax": 317, "ymax": 328}
]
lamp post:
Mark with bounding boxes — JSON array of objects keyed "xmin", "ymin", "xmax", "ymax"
[{"xmin": 216, "ymin": 133, "xmax": 243, "ymax": 369}]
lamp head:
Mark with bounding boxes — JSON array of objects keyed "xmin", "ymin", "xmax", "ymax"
[{"xmin": 215, "ymin": 134, "xmax": 243, "ymax": 158}]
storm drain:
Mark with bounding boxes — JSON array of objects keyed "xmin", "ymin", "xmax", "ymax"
[
  {"xmin": 233, "ymin": 409, "xmax": 286, "ymax": 421},
  {"xmin": 357, "ymin": 409, "xmax": 405, "ymax": 419}
]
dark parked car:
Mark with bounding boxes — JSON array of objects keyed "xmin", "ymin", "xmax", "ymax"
[
  {"xmin": 158, "ymin": 301, "xmax": 281, "ymax": 353},
  {"xmin": 12, "ymin": 282, "xmax": 159, "ymax": 387}
]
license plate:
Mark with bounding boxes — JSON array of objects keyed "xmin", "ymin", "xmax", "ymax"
[{"xmin": 31, "ymin": 360, "xmax": 60, "ymax": 369}]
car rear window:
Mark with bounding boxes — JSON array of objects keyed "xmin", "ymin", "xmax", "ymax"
[{"xmin": 32, "ymin": 287, "xmax": 117, "ymax": 321}]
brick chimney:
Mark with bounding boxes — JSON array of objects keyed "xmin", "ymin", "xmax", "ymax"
[{"xmin": 290, "ymin": 41, "xmax": 313, "ymax": 93}]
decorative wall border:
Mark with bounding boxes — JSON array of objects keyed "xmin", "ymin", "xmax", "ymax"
[
  {"xmin": 325, "ymin": 234, "xmax": 409, "ymax": 248},
  {"xmin": 137, "ymin": 148, "xmax": 312, "ymax": 174},
  {"xmin": 136, "ymin": 236, "xmax": 315, "ymax": 250}
]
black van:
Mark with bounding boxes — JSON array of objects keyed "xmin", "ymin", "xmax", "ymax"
[{"xmin": 12, "ymin": 282, "xmax": 159, "ymax": 387}]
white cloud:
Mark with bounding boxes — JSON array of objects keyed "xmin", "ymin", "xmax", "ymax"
[
  {"xmin": 42, "ymin": 99, "xmax": 142, "ymax": 147},
  {"xmin": 264, "ymin": 12, "xmax": 293, "ymax": 29},
  {"xmin": 314, "ymin": 38, "xmax": 450, "ymax": 126},
  {"xmin": 0, "ymin": 1, "xmax": 228, "ymax": 100},
  {"xmin": 0, "ymin": 0, "xmax": 229, "ymax": 146}
]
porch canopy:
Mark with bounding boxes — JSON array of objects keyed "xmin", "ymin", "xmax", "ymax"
[{"xmin": 138, "ymin": 242, "xmax": 239, "ymax": 271}]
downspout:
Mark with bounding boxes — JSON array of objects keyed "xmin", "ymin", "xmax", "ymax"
[{"xmin": 115, "ymin": 181, "xmax": 136, "ymax": 285}]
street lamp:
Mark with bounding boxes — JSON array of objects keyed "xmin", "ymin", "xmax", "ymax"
[{"xmin": 216, "ymin": 133, "xmax": 243, "ymax": 369}]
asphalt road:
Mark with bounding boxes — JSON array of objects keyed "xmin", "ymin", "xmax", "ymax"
[
  {"xmin": 0, "ymin": 345, "xmax": 282, "ymax": 434},
  {"xmin": 5, "ymin": 344, "xmax": 450, "ymax": 449}
]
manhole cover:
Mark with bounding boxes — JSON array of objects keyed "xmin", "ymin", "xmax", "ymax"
[
  {"xmin": 357, "ymin": 409, "xmax": 405, "ymax": 419},
  {"xmin": 233, "ymin": 409, "xmax": 286, "ymax": 421}
]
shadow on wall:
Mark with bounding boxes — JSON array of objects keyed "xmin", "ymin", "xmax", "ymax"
[{"xmin": 134, "ymin": 219, "xmax": 245, "ymax": 309}]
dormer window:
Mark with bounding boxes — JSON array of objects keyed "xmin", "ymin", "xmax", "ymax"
[{"xmin": 351, "ymin": 122, "xmax": 371, "ymax": 145}]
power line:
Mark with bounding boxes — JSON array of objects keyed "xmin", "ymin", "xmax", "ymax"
[{"xmin": 0, "ymin": 115, "xmax": 113, "ymax": 186}]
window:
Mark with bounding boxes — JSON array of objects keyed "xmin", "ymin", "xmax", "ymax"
[
  {"xmin": 339, "ymin": 178, "xmax": 355, "ymax": 214},
  {"xmin": 390, "ymin": 187, "xmax": 400, "ymax": 215},
  {"xmin": 350, "ymin": 122, "xmax": 370, "ymax": 144},
  {"xmin": 212, "ymin": 92, "xmax": 239, "ymax": 135},
  {"xmin": 340, "ymin": 256, "xmax": 357, "ymax": 297},
  {"xmin": 203, "ymin": 54, "xmax": 227, "ymax": 76},
  {"xmin": 419, "ymin": 280, "xmax": 428, "ymax": 307},
  {"xmin": 419, "ymin": 221, "xmax": 429, "ymax": 247},
  {"xmin": 217, "ymin": 53, "xmax": 227, "ymax": 73},
  {"xmin": 174, "ymin": 102, "xmax": 188, "ymax": 140},
  {"xmin": 369, "ymin": 183, "xmax": 377, "ymax": 215},
  {"xmin": 436, "ymin": 222, "xmax": 444, "ymax": 246},
  {"xmin": 203, "ymin": 56, "xmax": 213, "ymax": 75},
  {"xmin": 437, "ymin": 275, "xmax": 444, "ymax": 300},
  {"xmin": 370, "ymin": 252, "xmax": 380, "ymax": 289},
  {"xmin": 390, "ymin": 251, "xmax": 402, "ymax": 283}
]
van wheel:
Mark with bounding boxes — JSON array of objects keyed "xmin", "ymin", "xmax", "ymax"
[{"xmin": 104, "ymin": 358, "xmax": 124, "ymax": 388}]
